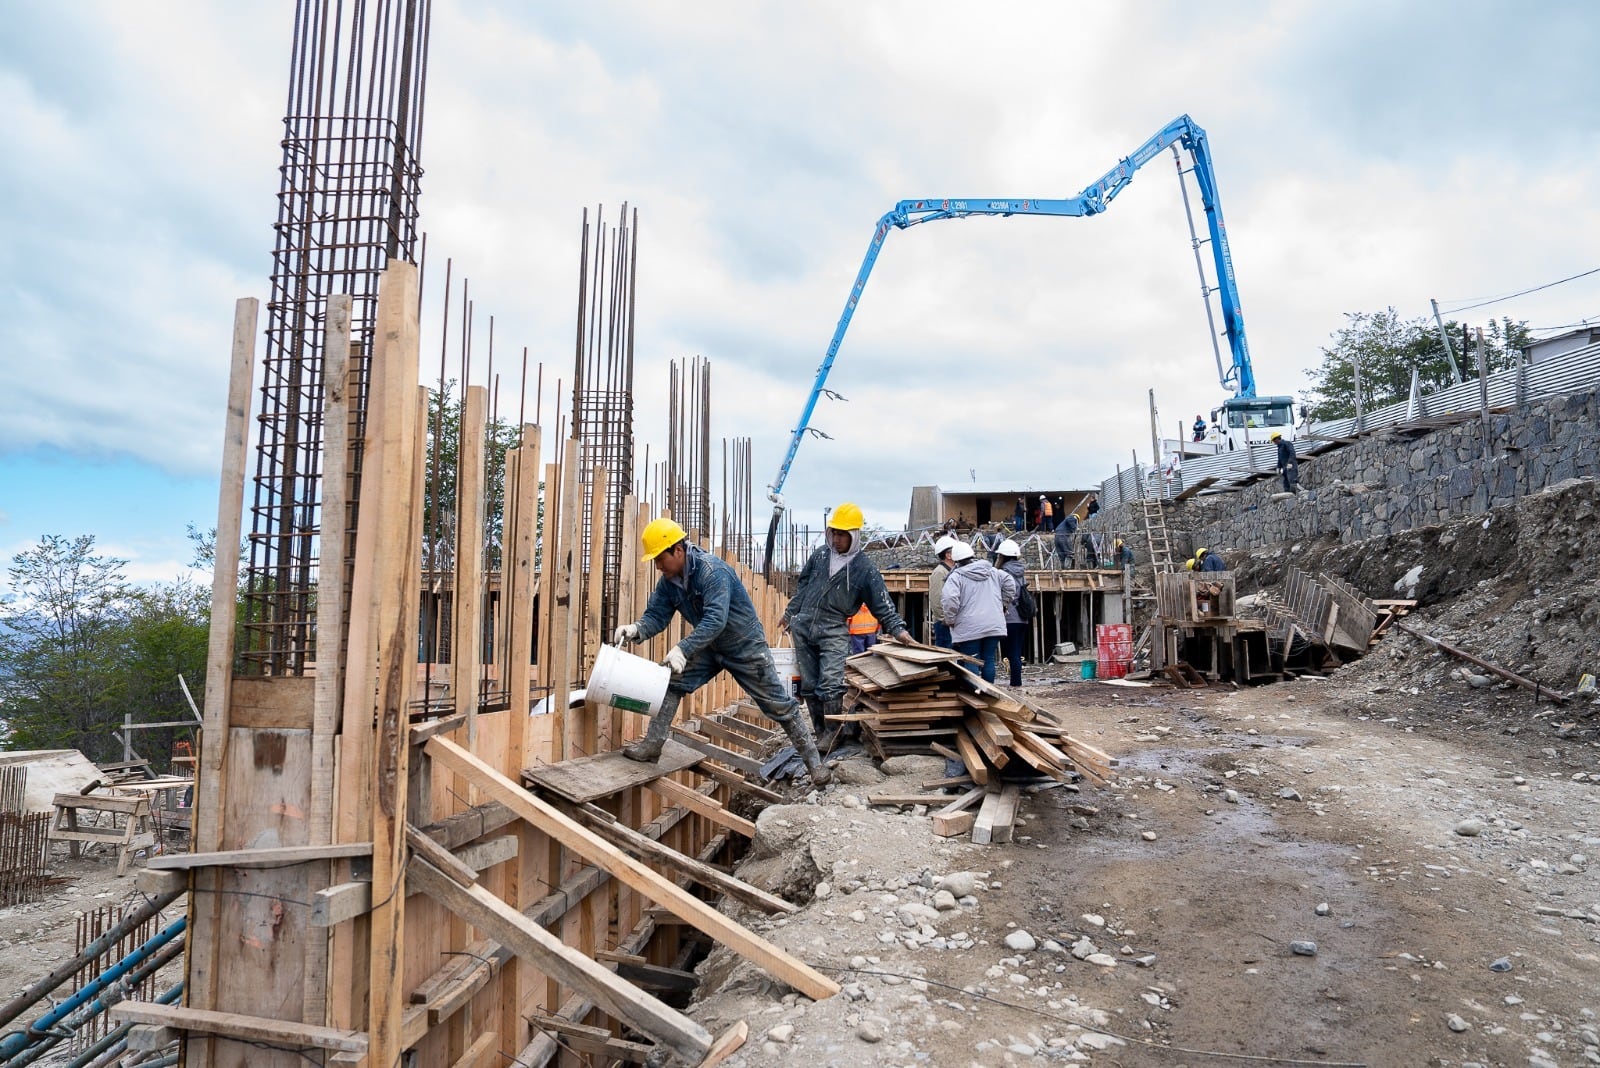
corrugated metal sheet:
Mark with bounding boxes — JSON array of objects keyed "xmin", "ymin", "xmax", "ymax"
[{"xmin": 1095, "ymin": 342, "xmax": 1600, "ymax": 509}]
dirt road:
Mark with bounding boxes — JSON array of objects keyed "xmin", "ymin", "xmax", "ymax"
[{"xmin": 700, "ymin": 675, "xmax": 1600, "ymax": 1068}]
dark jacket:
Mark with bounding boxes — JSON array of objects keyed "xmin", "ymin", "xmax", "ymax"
[
  {"xmin": 1275, "ymin": 438, "xmax": 1297, "ymax": 469},
  {"xmin": 782, "ymin": 533, "xmax": 907, "ymax": 642},
  {"xmin": 1199, "ymin": 550, "xmax": 1226, "ymax": 573},
  {"xmin": 638, "ymin": 544, "xmax": 768, "ymax": 657},
  {"xmin": 1000, "ymin": 558, "xmax": 1027, "ymax": 624}
]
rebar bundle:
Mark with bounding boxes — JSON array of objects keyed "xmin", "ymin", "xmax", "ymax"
[
  {"xmin": 571, "ymin": 205, "xmax": 638, "ymax": 634},
  {"xmin": 242, "ymin": 0, "xmax": 433, "ymax": 674},
  {"xmin": 667, "ymin": 355, "xmax": 712, "ymax": 541}
]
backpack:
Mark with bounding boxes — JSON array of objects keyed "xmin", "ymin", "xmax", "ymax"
[{"xmin": 1016, "ymin": 579, "xmax": 1036, "ymax": 622}]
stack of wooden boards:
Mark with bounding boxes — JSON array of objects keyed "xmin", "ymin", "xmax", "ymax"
[{"xmin": 838, "ymin": 645, "xmax": 1116, "ymax": 787}]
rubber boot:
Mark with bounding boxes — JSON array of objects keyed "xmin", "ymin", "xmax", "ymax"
[
  {"xmin": 622, "ymin": 693, "xmax": 680, "ymax": 762},
  {"xmin": 804, "ymin": 695, "xmax": 826, "ymax": 737},
  {"xmin": 775, "ymin": 711, "xmax": 832, "ymax": 786}
]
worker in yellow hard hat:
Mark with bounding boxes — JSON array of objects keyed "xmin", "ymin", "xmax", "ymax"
[
  {"xmin": 1185, "ymin": 558, "xmax": 1196, "ymax": 571},
  {"xmin": 780, "ymin": 502, "xmax": 914, "ymax": 740},
  {"xmin": 612, "ymin": 516, "xmax": 833, "ymax": 784},
  {"xmin": 1196, "ymin": 546, "xmax": 1226, "ymax": 572}
]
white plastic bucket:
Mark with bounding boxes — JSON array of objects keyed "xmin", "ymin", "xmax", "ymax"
[
  {"xmin": 587, "ymin": 644, "xmax": 671, "ymax": 717},
  {"xmin": 769, "ymin": 646, "xmax": 801, "ymax": 699}
]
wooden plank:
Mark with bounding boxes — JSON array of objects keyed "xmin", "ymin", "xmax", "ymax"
[
  {"xmin": 365, "ymin": 264, "xmax": 425, "ymax": 1068},
  {"xmin": 185, "ymin": 297, "xmax": 256, "ymax": 1056},
  {"xmin": 615, "ymin": 959, "xmax": 699, "ymax": 993},
  {"xmin": 523, "ymin": 740, "xmax": 702, "ymax": 803},
  {"xmin": 454, "ymin": 834, "xmax": 518, "ymax": 873},
  {"xmin": 931, "ymin": 811, "xmax": 977, "ymax": 837},
  {"xmin": 646, "ymin": 776, "xmax": 758, "ymax": 838},
  {"xmin": 454, "ymin": 384, "xmax": 489, "ymax": 750},
  {"xmin": 971, "ymin": 789, "xmax": 1006, "ymax": 845},
  {"xmin": 976, "ymin": 709, "xmax": 1014, "ymax": 747},
  {"xmin": 699, "ymin": 1020, "xmax": 749, "ymax": 1068},
  {"xmin": 687, "ymin": 716, "xmax": 767, "ymax": 753},
  {"xmin": 959, "ymin": 722, "xmax": 1004, "ymax": 774},
  {"xmin": 151, "ymin": 842, "xmax": 372, "ymax": 870},
  {"xmin": 866, "ymin": 793, "xmax": 957, "ymax": 806},
  {"xmin": 109, "ymin": 1002, "xmax": 368, "ymax": 1054},
  {"xmin": 451, "ymin": 1031, "xmax": 499, "ymax": 1068},
  {"xmin": 527, "ymin": 1013, "xmax": 654, "ymax": 1063},
  {"xmin": 230, "ymin": 676, "xmax": 317, "ymax": 730},
  {"xmin": 690, "ymin": 760, "xmax": 783, "ymax": 804},
  {"xmin": 574, "ymin": 804, "xmax": 796, "ymax": 915},
  {"xmin": 311, "ymin": 881, "xmax": 372, "ymax": 928},
  {"xmin": 669, "ymin": 729, "xmax": 766, "ymax": 777},
  {"xmin": 425, "ymin": 736, "xmax": 841, "ymax": 1001},
  {"xmin": 305, "ymin": 297, "xmax": 352, "ymax": 1026},
  {"xmin": 989, "ymin": 785, "xmax": 1022, "ymax": 844},
  {"xmin": 932, "ymin": 785, "xmax": 987, "ymax": 817},
  {"xmin": 409, "ymin": 857, "xmax": 713, "ymax": 1061}
]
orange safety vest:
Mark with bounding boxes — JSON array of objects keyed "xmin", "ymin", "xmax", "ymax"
[{"xmin": 848, "ymin": 604, "xmax": 879, "ymax": 636}]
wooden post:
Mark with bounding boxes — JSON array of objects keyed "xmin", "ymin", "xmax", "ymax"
[
  {"xmin": 454, "ymin": 384, "xmax": 488, "ymax": 749},
  {"xmin": 185, "ymin": 296, "xmax": 257, "ymax": 1040},
  {"xmin": 582, "ymin": 465, "xmax": 609, "ymax": 752},
  {"xmin": 364, "ymin": 262, "xmax": 424, "ymax": 1068},
  {"xmin": 304, "ymin": 294, "xmax": 353, "ymax": 1025}
]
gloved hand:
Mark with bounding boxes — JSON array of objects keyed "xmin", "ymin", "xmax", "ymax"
[
  {"xmin": 892, "ymin": 629, "xmax": 917, "ymax": 646},
  {"xmin": 664, "ymin": 645, "xmax": 688, "ymax": 674},
  {"xmin": 612, "ymin": 623, "xmax": 640, "ymax": 646}
]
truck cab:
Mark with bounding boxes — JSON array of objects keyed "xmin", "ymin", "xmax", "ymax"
[{"xmin": 1211, "ymin": 395, "xmax": 1295, "ymax": 451}]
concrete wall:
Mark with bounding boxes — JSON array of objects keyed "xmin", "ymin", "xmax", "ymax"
[{"xmin": 1088, "ymin": 383, "xmax": 1600, "ymax": 560}]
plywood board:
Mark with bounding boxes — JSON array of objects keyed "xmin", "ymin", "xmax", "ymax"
[{"xmin": 524, "ymin": 741, "xmax": 702, "ymax": 804}]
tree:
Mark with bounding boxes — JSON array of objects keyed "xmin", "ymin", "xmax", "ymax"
[
  {"xmin": 0, "ymin": 535, "xmax": 135, "ymax": 756},
  {"xmin": 424, "ymin": 382, "xmax": 526, "ymax": 573},
  {"xmin": 0, "ymin": 535, "xmax": 209, "ymax": 764},
  {"xmin": 1302, "ymin": 308, "xmax": 1530, "ymax": 421}
]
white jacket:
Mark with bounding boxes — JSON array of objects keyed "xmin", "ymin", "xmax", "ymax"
[{"xmin": 941, "ymin": 559, "xmax": 1015, "ymax": 642}]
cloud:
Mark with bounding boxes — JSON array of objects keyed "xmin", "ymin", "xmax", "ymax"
[{"xmin": 4, "ymin": 0, "xmax": 1599, "ymax": 578}]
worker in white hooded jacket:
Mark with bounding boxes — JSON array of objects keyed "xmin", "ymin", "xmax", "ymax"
[{"xmin": 940, "ymin": 541, "xmax": 1015, "ymax": 684}]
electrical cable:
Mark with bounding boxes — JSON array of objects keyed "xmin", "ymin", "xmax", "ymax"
[{"xmin": 1439, "ymin": 265, "xmax": 1600, "ymax": 315}]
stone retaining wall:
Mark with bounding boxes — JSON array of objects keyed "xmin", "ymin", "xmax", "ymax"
[{"xmin": 1087, "ymin": 383, "xmax": 1600, "ymax": 562}]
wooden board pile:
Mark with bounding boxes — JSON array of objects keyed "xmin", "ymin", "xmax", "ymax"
[{"xmin": 839, "ymin": 645, "xmax": 1116, "ymax": 788}]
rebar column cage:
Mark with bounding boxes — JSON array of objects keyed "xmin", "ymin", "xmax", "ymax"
[
  {"xmin": 241, "ymin": 0, "xmax": 432, "ymax": 675},
  {"xmin": 572, "ymin": 206, "xmax": 638, "ymax": 636}
]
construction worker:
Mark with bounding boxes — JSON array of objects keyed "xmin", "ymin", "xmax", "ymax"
[
  {"xmin": 1114, "ymin": 538, "xmax": 1134, "ymax": 566},
  {"xmin": 928, "ymin": 536, "xmax": 958, "ymax": 649},
  {"xmin": 995, "ymin": 538, "xmax": 1029, "ymax": 687},
  {"xmin": 1052, "ymin": 511, "xmax": 1077, "ymax": 569},
  {"xmin": 1184, "ymin": 558, "xmax": 1197, "ymax": 571},
  {"xmin": 848, "ymin": 603, "xmax": 880, "ymax": 654},
  {"xmin": 1196, "ymin": 546, "xmax": 1226, "ymax": 572},
  {"xmin": 1192, "ymin": 414, "xmax": 1206, "ymax": 442},
  {"xmin": 780, "ymin": 502, "xmax": 913, "ymax": 737},
  {"xmin": 1271, "ymin": 430, "xmax": 1300, "ymax": 492},
  {"xmin": 941, "ymin": 541, "xmax": 1015, "ymax": 684},
  {"xmin": 613, "ymin": 517, "xmax": 832, "ymax": 784}
]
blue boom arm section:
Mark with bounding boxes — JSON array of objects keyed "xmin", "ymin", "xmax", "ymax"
[{"xmin": 765, "ymin": 114, "xmax": 1254, "ymax": 520}]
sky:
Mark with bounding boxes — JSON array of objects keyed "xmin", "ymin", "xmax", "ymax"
[{"xmin": 3, "ymin": 0, "xmax": 1599, "ymax": 588}]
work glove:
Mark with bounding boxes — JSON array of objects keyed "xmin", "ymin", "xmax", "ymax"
[
  {"xmin": 664, "ymin": 645, "xmax": 688, "ymax": 675},
  {"xmin": 891, "ymin": 629, "xmax": 916, "ymax": 647},
  {"xmin": 612, "ymin": 623, "xmax": 640, "ymax": 646}
]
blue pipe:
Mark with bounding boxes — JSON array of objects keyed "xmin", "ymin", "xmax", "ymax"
[{"xmin": 0, "ymin": 917, "xmax": 186, "ymax": 1060}]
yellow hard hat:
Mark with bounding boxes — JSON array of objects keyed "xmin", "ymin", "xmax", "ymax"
[
  {"xmin": 641, "ymin": 517, "xmax": 688, "ymax": 560},
  {"xmin": 829, "ymin": 502, "xmax": 864, "ymax": 531},
  {"xmin": 1185, "ymin": 559, "xmax": 1196, "ymax": 571},
  {"xmin": 1197, "ymin": 546, "xmax": 1208, "ymax": 557},
  {"xmin": 1270, "ymin": 430, "xmax": 1283, "ymax": 441}
]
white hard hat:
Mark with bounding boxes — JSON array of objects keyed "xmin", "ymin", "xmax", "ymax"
[
  {"xmin": 932, "ymin": 536, "xmax": 957, "ymax": 556},
  {"xmin": 996, "ymin": 538, "xmax": 1021, "ymax": 558},
  {"xmin": 949, "ymin": 541, "xmax": 975, "ymax": 562}
]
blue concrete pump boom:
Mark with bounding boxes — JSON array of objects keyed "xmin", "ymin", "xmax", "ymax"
[{"xmin": 763, "ymin": 114, "xmax": 1256, "ymax": 566}]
